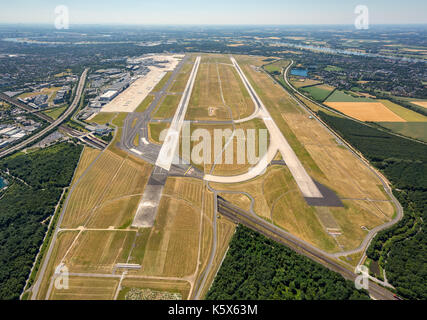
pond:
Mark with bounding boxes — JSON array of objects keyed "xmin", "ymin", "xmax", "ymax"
[
  {"xmin": 290, "ymin": 68, "xmax": 308, "ymax": 77},
  {"xmin": 0, "ymin": 177, "xmax": 7, "ymax": 189}
]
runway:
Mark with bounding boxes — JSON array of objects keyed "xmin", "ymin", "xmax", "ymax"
[
  {"xmin": 204, "ymin": 57, "xmax": 322, "ymax": 199},
  {"xmin": 156, "ymin": 56, "xmax": 201, "ymax": 171}
]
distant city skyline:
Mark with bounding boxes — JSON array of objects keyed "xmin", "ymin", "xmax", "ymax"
[{"xmin": 1, "ymin": 0, "xmax": 426, "ymax": 25}]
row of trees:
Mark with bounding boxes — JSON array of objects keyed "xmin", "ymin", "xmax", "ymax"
[
  {"xmin": 0, "ymin": 142, "xmax": 82, "ymax": 300},
  {"xmin": 207, "ymin": 226, "xmax": 369, "ymax": 300},
  {"xmin": 317, "ymin": 111, "xmax": 426, "ymax": 300}
]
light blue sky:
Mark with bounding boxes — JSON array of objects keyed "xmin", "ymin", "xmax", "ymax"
[{"xmin": 0, "ymin": 0, "xmax": 426, "ymax": 25}]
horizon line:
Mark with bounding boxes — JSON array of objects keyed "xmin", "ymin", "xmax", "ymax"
[{"xmin": 0, "ymin": 22, "xmax": 427, "ymax": 27}]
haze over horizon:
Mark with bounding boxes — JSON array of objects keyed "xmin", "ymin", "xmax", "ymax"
[{"xmin": 1, "ymin": 0, "xmax": 426, "ymax": 26}]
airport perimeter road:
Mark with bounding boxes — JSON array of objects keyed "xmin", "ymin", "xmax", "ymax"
[
  {"xmin": 205, "ymin": 57, "xmax": 322, "ymax": 199},
  {"xmin": 0, "ymin": 68, "xmax": 89, "ymax": 158},
  {"xmin": 217, "ymin": 199, "xmax": 398, "ymax": 301},
  {"xmin": 156, "ymin": 56, "xmax": 201, "ymax": 171}
]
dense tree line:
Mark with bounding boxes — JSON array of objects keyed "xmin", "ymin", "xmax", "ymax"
[
  {"xmin": 207, "ymin": 226, "xmax": 369, "ymax": 300},
  {"xmin": 0, "ymin": 142, "xmax": 82, "ymax": 299},
  {"xmin": 317, "ymin": 111, "xmax": 426, "ymax": 300}
]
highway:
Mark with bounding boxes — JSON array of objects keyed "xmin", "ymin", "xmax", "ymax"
[
  {"xmin": 0, "ymin": 68, "xmax": 90, "ymax": 158},
  {"xmin": 217, "ymin": 198, "xmax": 398, "ymax": 300}
]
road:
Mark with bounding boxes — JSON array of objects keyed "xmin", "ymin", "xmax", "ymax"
[
  {"xmin": 217, "ymin": 198, "xmax": 397, "ymax": 300},
  {"xmin": 281, "ymin": 61, "xmax": 404, "ymax": 261},
  {"xmin": 0, "ymin": 69, "xmax": 89, "ymax": 158}
]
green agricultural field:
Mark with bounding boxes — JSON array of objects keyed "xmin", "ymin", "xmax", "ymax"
[
  {"xmin": 264, "ymin": 60, "xmax": 289, "ymax": 74},
  {"xmin": 378, "ymin": 122, "xmax": 427, "ymax": 142},
  {"xmin": 326, "ymin": 90, "xmax": 374, "ymax": 103},
  {"xmin": 380, "ymin": 100, "xmax": 427, "ymax": 122},
  {"xmin": 301, "ymin": 85, "xmax": 334, "ymax": 102},
  {"xmin": 324, "ymin": 65, "xmax": 343, "ymax": 72}
]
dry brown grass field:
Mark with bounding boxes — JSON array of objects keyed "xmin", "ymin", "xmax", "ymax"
[
  {"xmin": 60, "ymin": 150, "xmax": 124, "ymax": 228},
  {"xmin": 140, "ymin": 196, "xmax": 200, "ymax": 277},
  {"xmin": 71, "ymin": 147, "xmax": 101, "ymax": 184},
  {"xmin": 412, "ymin": 101, "xmax": 427, "ymax": 108},
  {"xmin": 186, "ymin": 59, "xmax": 231, "ymax": 121},
  {"xmin": 182, "ymin": 119, "xmax": 269, "ymax": 175},
  {"xmin": 49, "ymin": 277, "xmax": 119, "ymax": 300},
  {"xmin": 217, "ymin": 63, "xmax": 255, "ymax": 119},
  {"xmin": 325, "ymin": 102, "xmax": 406, "ymax": 122},
  {"xmin": 64, "ymin": 230, "xmax": 136, "ymax": 274},
  {"xmin": 212, "ymin": 165, "xmax": 339, "ymax": 253},
  {"xmin": 204, "ymin": 55, "xmax": 396, "ymax": 253},
  {"xmin": 118, "ymin": 278, "xmax": 191, "ymax": 300},
  {"xmin": 35, "ymin": 53, "xmax": 403, "ymax": 300},
  {"xmin": 61, "ymin": 150, "xmax": 151, "ymax": 228},
  {"xmin": 290, "ymin": 78, "xmax": 322, "ymax": 88},
  {"xmin": 36, "ymin": 231, "xmax": 79, "ymax": 299}
]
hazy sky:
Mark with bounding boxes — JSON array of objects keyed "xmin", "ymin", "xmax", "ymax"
[{"xmin": 0, "ymin": 0, "xmax": 426, "ymax": 25}]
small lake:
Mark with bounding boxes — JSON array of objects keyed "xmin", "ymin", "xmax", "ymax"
[
  {"xmin": 0, "ymin": 177, "xmax": 7, "ymax": 189},
  {"xmin": 291, "ymin": 68, "xmax": 308, "ymax": 77}
]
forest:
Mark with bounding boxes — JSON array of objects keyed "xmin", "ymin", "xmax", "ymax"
[
  {"xmin": 317, "ymin": 111, "xmax": 426, "ymax": 300},
  {"xmin": 207, "ymin": 226, "xmax": 369, "ymax": 300},
  {"xmin": 0, "ymin": 142, "xmax": 82, "ymax": 300}
]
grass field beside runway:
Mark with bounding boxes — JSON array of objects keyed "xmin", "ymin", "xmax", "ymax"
[
  {"xmin": 71, "ymin": 147, "xmax": 101, "ymax": 184},
  {"xmin": 170, "ymin": 57, "xmax": 195, "ymax": 93},
  {"xmin": 118, "ymin": 279, "xmax": 191, "ymax": 300},
  {"xmin": 90, "ymin": 112, "xmax": 118, "ymax": 125},
  {"xmin": 36, "ymin": 231, "xmax": 79, "ymax": 299},
  {"xmin": 61, "ymin": 135, "xmax": 151, "ymax": 228},
  {"xmin": 212, "ymin": 165, "xmax": 339, "ymax": 253},
  {"xmin": 153, "ymin": 94, "xmax": 183, "ymax": 119},
  {"xmin": 135, "ymin": 94, "xmax": 155, "ymax": 112},
  {"xmin": 139, "ymin": 181, "xmax": 202, "ymax": 277},
  {"xmin": 148, "ymin": 122, "xmax": 170, "ymax": 144},
  {"xmin": 152, "ymin": 72, "xmax": 173, "ymax": 93},
  {"xmin": 216, "ymin": 55, "xmax": 395, "ymax": 254},
  {"xmin": 65, "ymin": 230, "xmax": 136, "ymax": 273},
  {"xmin": 217, "ymin": 63, "xmax": 255, "ymax": 120},
  {"xmin": 50, "ymin": 276, "xmax": 119, "ymax": 300},
  {"xmin": 262, "ymin": 59, "xmax": 288, "ymax": 74},
  {"xmin": 186, "ymin": 60, "xmax": 230, "ymax": 121}
]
